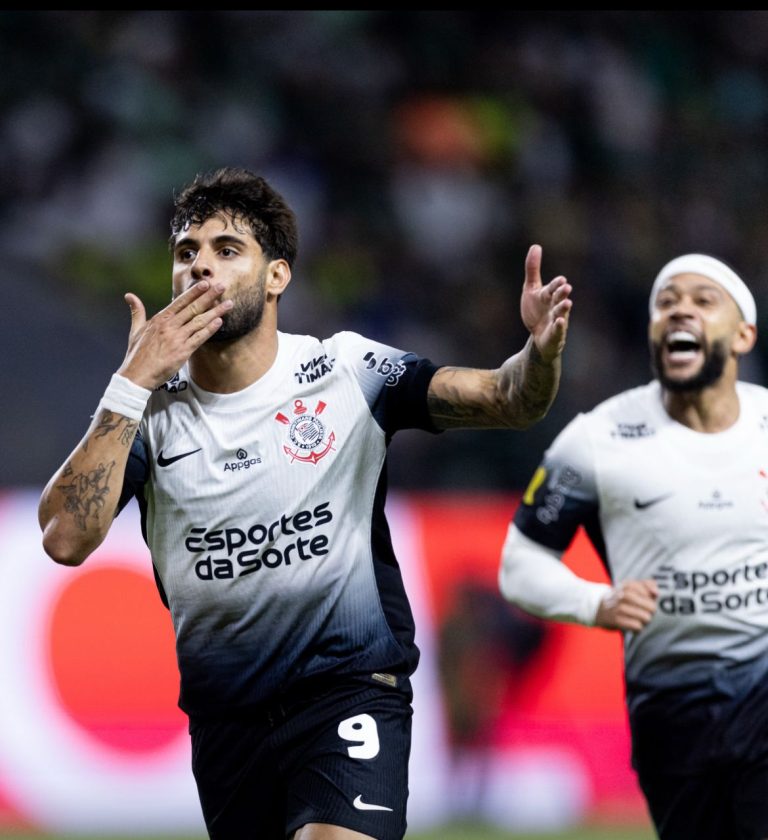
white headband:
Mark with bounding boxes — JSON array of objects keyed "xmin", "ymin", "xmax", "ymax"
[{"xmin": 649, "ymin": 254, "xmax": 756, "ymax": 326}]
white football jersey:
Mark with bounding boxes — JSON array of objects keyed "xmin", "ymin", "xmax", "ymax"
[
  {"xmin": 120, "ymin": 331, "xmax": 439, "ymax": 716},
  {"xmin": 515, "ymin": 380, "xmax": 768, "ymax": 701}
]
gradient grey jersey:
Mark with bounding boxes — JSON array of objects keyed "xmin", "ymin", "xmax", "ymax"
[
  {"xmin": 121, "ymin": 330, "xmax": 439, "ymax": 717},
  {"xmin": 515, "ymin": 380, "xmax": 768, "ymax": 701}
]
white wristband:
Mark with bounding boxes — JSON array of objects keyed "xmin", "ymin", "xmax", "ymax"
[{"xmin": 96, "ymin": 373, "xmax": 152, "ymax": 421}]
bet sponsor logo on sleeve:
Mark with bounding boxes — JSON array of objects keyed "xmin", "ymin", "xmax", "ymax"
[{"xmin": 362, "ymin": 351, "xmax": 406, "ymax": 386}]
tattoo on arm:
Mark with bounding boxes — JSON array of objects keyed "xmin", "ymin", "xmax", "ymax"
[
  {"xmin": 93, "ymin": 411, "xmax": 139, "ymax": 447},
  {"xmin": 428, "ymin": 341, "xmax": 560, "ymax": 431},
  {"xmin": 44, "ymin": 412, "xmax": 136, "ymax": 533},
  {"xmin": 428, "ymin": 367, "xmax": 502, "ymax": 429},
  {"xmin": 426, "ymin": 393, "xmax": 471, "ymax": 427},
  {"xmin": 498, "ymin": 340, "xmax": 560, "ymax": 427},
  {"xmin": 56, "ymin": 460, "xmax": 116, "ymax": 531}
]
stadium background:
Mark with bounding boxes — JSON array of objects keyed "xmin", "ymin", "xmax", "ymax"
[{"xmin": 3, "ymin": 10, "xmax": 766, "ymax": 837}]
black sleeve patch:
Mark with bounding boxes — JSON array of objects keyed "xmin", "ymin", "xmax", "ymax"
[
  {"xmin": 514, "ymin": 462, "xmax": 599, "ymax": 552},
  {"xmin": 372, "ymin": 355, "xmax": 442, "ymax": 436}
]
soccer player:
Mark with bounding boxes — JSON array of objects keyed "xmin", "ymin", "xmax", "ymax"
[
  {"xmin": 38, "ymin": 167, "xmax": 572, "ymax": 840},
  {"xmin": 499, "ymin": 254, "xmax": 768, "ymax": 840}
]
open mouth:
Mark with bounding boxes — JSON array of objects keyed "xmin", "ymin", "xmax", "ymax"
[{"xmin": 665, "ymin": 330, "xmax": 702, "ymax": 363}]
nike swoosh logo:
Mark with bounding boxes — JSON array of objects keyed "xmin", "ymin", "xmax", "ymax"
[
  {"xmin": 157, "ymin": 448, "xmax": 201, "ymax": 467},
  {"xmin": 634, "ymin": 493, "xmax": 673, "ymax": 510},
  {"xmin": 353, "ymin": 794, "xmax": 393, "ymax": 812}
]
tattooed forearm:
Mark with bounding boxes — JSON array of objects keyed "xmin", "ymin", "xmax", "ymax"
[
  {"xmin": 497, "ymin": 338, "xmax": 560, "ymax": 427},
  {"xmin": 39, "ymin": 405, "xmax": 138, "ymax": 564},
  {"xmin": 56, "ymin": 460, "xmax": 116, "ymax": 531},
  {"xmin": 92, "ymin": 410, "xmax": 139, "ymax": 447},
  {"xmin": 428, "ymin": 339, "xmax": 561, "ymax": 431},
  {"xmin": 428, "ymin": 366, "xmax": 525, "ymax": 429},
  {"xmin": 427, "ymin": 367, "xmax": 501, "ymax": 429}
]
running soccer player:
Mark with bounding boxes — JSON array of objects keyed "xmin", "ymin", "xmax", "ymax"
[
  {"xmin": 499, "ymin": 254, "xmax": 768, "ymax": 840},
  {"xmin": 38, "ymin": 167, "xmax": 572, "ymax": 840}
]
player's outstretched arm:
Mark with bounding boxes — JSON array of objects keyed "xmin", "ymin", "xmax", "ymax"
[
  {"xmin": 38, "ymin": 281, "xmax": 232, "ymax": 566},
  {"xmin": 427, "ymin": 245, "xmax": 572, "ymax": 430}
]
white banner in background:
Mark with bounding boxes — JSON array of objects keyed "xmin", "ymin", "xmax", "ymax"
[{"xmin": 0, "ymin": 492, "xmax": 204, "ymax": 833}]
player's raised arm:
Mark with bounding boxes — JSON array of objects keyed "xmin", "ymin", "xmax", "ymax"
[
  {"xmin": 38, "ymin": 281, "xmax": 232, "ymax": 566},
  {"xmin": 427, "ymin": 245, "xmax": 572, "ymax": 430}
]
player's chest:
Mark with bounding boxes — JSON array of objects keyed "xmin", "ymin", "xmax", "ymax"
[
  {"xmin": 597, "ymin": 431, "xmax": 768, "ymax": 541},
  {"xmin": 148, "ymin": 381, "xmax": 378, "ymax": 504}
]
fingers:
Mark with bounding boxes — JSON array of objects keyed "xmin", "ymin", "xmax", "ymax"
[
  {"xmin": 124, "ymin": 293, "xmax": 147, "ymax": 340},
  {"xmin": 523, "ymin": 246, "xmax": 572, "ymax": 304},
  {"xmin": 615, "ymin": 581, "xmax": 658, "ymax": 631},
  {"xmin": 620, "ymin": 581, "xmax": 658, "ymax": 608},
  {"xmin": 545, "ymin": 276, "xmax": 572, "ymax": 305},
  {"xmin": 157, "ymin": 282, "xmax": 233, "ymax": 340},
  {"xmin": 187, "ymin": 313, "xmax": 225, "ymax": 349},
  {"xmin": 551, "ymin": 297, "xmax": 573, "ymax": 324},
  {"xmin": 534, "ymin": 294, "xmax": 573, "ymax": 361},
  {"xmin": 614, "ymin": 605, "xmax": 655, "ymax": 633},
  {"xmin": 545, "ymin": 281, "xmax": 573, "ymax": 339},
  {"xmin": 638, "ymin": 578, "xmax": 660, "ymax": 599},
  {"xmin": 127, "ymin": 283, "xmax": 231, "ymax": 343},
  {"xmin": 165, "ymin": 280, "xmax": 225, "ymax": 322},
  {"xmin": 598, "ymin": 579, "xmax": 659, "ymax": 632},
  {"xmin": 118, "ymin": 282, "xmax": 233, "ymax": 389},
  {"xmin": 185, "ymin": 299, "xmax": 233, "ymax": 346},
  {"xmin": 524, "ymin": 244, "xmax": 542, "ymax": 290}
]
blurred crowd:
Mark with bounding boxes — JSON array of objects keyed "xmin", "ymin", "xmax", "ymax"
[{"xmin": 4, "ymin": 10, "xmax": 768, "ymax": 487}]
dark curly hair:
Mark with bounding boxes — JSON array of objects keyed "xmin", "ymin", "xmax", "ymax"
[{"xmin": 170, "ymin": 167, "xmax": 298, "ymax": 267}]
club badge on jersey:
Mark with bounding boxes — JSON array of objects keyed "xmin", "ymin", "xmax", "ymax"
[{"xmin": 275, "ymin": 399, "xmax": 337, "ymax": 465}]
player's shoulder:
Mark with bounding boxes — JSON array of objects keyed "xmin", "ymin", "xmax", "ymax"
[
  {"xmin": 281, "ymin": 330, "xmax": 372, "ymax": 378},
  {"xmin": 275, "ymin": 330, "xmax": 329, "ymax": 362},
  {"xmin": 736, "ymin": 379, "xmax": 768, "ymax": 407},
  {"xmin": 320, "ymin": 330, "xmax": 367, "ymax": 355},
  {"xmin": 542, "ymin": 383, "xmax": 664, "ymax": 475},
  {"xmin": 547, "ymin": 383, "xmax": 662, "ymax": 454},
  {"xmin": 322, "ymin": 330, "xmax": 397, "ymax": 356},
  {"xmin": 321, "ymin": 330, "xmax": 417, "ymax": 372},
  {"xmin": 579, "ymin": 381, "xmax": 664, "ymax": 438}
]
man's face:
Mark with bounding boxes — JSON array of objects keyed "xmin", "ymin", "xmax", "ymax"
[
  {"xmin": 648, "ymin": 272, "xmax": 744, "ymax": 392},
  {"xmin": 172, "ymin": 213, "xmax": 268, "ymax": 343}
]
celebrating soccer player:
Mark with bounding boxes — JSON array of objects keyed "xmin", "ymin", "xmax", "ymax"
[
  {"xmin": 500, "ymin": 254, "xmax": 768, "ymax": 840},
  {"xmin": 38, "ymin": 167, "xmax": 571, "ymax": 840}
]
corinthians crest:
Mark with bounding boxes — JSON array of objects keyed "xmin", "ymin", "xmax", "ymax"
[{"xmin": 275, "ymin": 399, "xmax": 336, "ymax": 465}]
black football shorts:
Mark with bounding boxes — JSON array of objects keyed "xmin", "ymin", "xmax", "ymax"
[
  {"xmin": 630, "ymin": 661, "xmax": 768, "ymax": 840},
  {"xmin": 189, "ymin": 679, "xmax": 413, "ymax": 840}
]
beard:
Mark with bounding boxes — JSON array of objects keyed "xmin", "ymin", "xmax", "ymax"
[
  {"xmin": 650, "ymin": 337, "xmax": 728, "ymax": 392},
  {"xmin": 208, "ymin": 268, "xmax": 267, "ymax": 344}
]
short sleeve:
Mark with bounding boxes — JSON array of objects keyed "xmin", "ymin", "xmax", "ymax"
[
  {"xmin": 514, "ymin": 413, "xmax": 600, "ymax": 552},
  {"xmin": 116, "ymin": 430, "xmax": 149, "ymax": 514},
  {"xmin": 338, "ymin": 332, "xmax": 441, "ymax": 436}
]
